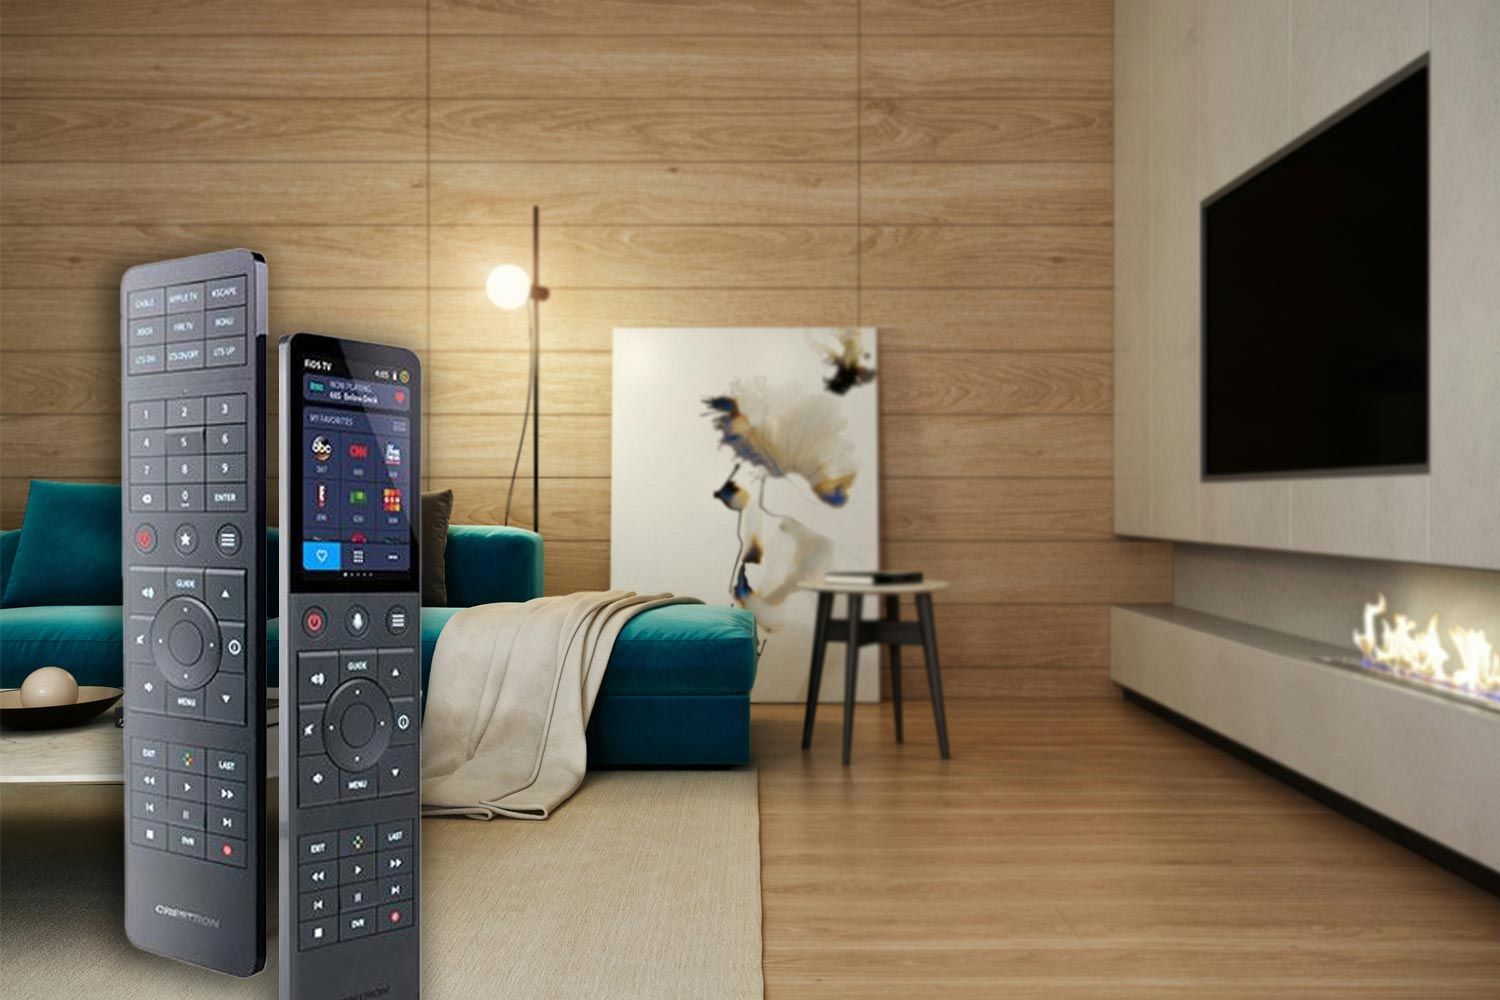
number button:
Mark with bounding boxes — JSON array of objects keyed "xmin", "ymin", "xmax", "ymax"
[
  {"xmin": 168, "ymin": 428, "xmax": 204, "ymax": 456},
  {"xmin": 129, "ymin": 430, "xmax": 165, "ymax": 457},
  {"xmin": 208, "ymin": 455, "xmax": 245, "ymax": 482},
  {"xmin": 129, "ymin": 400, "xmax": 165, "ymax": 428},
  {"xmin": 166, "ymin": 397, "xmax": 205, "ymax": 426},
  {"xmin": 170, "ymin": 485, "xmax": 203, "ymax": 512},
  {"xmin": 168, "ymin": 456, "xmax": 205, "ymax": 484},
  {"xmin": 207, "ymin": 425, "xmax": 245, "ymax": 454},
  {"xmin": 206, "ymin": 394, "xmax": 246, "ymax": 424},
  {"xmin": 129, "ymin": 458, "xmax": 164, "ymax": 484}
]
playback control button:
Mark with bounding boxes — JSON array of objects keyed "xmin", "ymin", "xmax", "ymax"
[{"xmin": 298, "ymin": 821, "xmax": 417, "ymax": 950}]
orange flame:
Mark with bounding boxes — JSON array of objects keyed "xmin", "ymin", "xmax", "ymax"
[{"xmin": 1353, "ymin": 595, "xmax": 1499, "ymax": 701}]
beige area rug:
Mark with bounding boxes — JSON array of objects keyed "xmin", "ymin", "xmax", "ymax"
[{"xmin": 0, "ymin": 770, "xmax": 763, "ymax": 999}]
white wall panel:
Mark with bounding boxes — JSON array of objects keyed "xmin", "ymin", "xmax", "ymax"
[
  {"xmin": 1288, "ymin": 0, "xmax": 1429, "ymax": 132},
  {"xmin": 1146, "ymin": 0, "xmax": 1201, "ymax": 540},
  {"xmin": 1428, "ymin": 0, "xmax": 1500, "ymax": 568},
  {"xmin": 1198, "ymin": 0, "xmax": 1290, "ymax": 197},
  {"xmin": 1113, "ymin": 0, "xmax": 1153, "ymax": 535}
]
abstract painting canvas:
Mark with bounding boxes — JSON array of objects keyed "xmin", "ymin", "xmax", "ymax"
[{"xmin": 611, "ymin": 327, "xmax": 881, "ymax": 702}]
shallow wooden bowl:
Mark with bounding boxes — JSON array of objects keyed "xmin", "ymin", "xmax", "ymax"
[{"xmin": 0, "ymin": 686, "xmax": 123, "ymax": 730}]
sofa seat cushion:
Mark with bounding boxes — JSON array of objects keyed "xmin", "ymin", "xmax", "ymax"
[
  {"xmin": 601, "ymin": 604, "xmax": 757, "ymax": 696},
  {"xmin": 0, "ymin": 605, "xmax": 125, "ymax": 688}
]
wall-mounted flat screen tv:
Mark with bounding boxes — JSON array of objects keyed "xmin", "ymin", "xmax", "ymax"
[{"xmin": 1202, "ymin": 64, "xmax": 1428, "ymax": 478}]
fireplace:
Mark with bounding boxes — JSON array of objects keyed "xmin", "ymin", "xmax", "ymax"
[{"xmin": 1314, "ymin": 595, "xmax": 1500, "ymax": 712}]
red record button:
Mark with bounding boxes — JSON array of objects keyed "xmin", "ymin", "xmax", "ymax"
[
  {"xmin": 303, "ymin": 607, "xmax": 327, "ymax": 638},
  {"xmin": 134, "ymin": 524, "xmax": 157, "ymax": 554}
]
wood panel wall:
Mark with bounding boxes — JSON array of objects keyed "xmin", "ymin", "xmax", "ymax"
[{"xmin": 0, "ymin": 0, "xmax": 1170, "ymax": 699}]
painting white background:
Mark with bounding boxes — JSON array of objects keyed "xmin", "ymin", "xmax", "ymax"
[{"xmin": 611, "ymin": 327, "xmax": 881, "ymax": 703}]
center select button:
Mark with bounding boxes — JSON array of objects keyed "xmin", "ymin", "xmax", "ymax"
[{"xmin": 150, "ymin": 595, "xmax": 222, "ymax": 690}]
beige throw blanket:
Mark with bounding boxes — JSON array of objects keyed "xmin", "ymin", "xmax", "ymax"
[{"xmin": 420, "ymin": 591, "xmax": 700, "ymax": 820}]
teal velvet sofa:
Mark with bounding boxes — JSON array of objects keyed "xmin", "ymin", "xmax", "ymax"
[{"xmin": 0, "ymin": 481, "xmax": 756, "ymax": 766}]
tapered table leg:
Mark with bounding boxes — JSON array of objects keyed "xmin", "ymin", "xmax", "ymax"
[
  {"xmin": 802, "ymin": 591, "xmax": 833, "ymax": 749},
  {"xmin": 884, "ymin": 594, "xmax": 904, "ymax": 743},
  {"xmin": 916, "ymin": 593, "xmax": 951, "ymax": 759},
  {"xmin": 842, "ymin": 593, "xmax": 863, "ymax": 766}
]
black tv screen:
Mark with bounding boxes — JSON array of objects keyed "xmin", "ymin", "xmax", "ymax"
[{"xmin": 1202, "ymin": 65, "xmax": 1428, "ymax": 478}]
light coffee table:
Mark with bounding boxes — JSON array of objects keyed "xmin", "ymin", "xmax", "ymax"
[{"xmin": 0, "ymin": 690, "xmax": 281, "ymax": 783}]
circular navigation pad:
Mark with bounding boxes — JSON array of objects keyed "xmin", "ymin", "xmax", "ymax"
[
  {"xmin": 150, "ymin": 595, "xmax": 222, "ymax": 689},
  {"xmin": 323, "ymin": 679, "xmax": 394, "ymax": 772}
]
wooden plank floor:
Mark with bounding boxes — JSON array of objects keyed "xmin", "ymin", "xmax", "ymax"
[{"xmin": 755, "ymin": 699, "xmax": 1500, "ymax": 999}]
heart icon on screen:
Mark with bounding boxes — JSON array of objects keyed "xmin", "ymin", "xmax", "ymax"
[{"xmin": 315, "ymin": 547, "xmax": 329, "ymax": 563}]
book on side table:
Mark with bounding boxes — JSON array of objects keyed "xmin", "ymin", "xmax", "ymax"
[{"xmin": 823, "ymin": 570, "xmax": 924, "ymax": 586}]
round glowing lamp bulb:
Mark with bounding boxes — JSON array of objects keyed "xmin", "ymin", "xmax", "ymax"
[{"xmin": 486, "ymin": 264, "xmax": 532, "ymax": 311}]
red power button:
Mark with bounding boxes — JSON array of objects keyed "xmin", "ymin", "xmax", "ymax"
[
  {"xmin": 133, "ymin": 524, "xmax": 157, "ymax": 554},
  {"xmin": 303, "ymin": 607, "xmax": 327, "ymax": 637}
]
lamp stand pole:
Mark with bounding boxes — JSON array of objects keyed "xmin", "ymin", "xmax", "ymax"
[{"xmin": 530, "ymin": 204, "xmax": 542, "ymax": 535}]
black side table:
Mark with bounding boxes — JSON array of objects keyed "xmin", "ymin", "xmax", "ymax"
[{"xmin": 798, "ymin": 579, "xmax": 952, "ymax": 765}]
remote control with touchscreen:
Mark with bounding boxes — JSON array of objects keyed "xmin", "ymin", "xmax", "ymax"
[{"xmin": 279, "ymin": 333, "xmax": 422, "ymax": 999}]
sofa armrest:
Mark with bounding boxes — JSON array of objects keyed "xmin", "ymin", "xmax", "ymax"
[
  {"xmin": 0, "ymin": 529, "xmax": 18, "ymax": 604},
  {"xmin": 444, "ymin": 525, "xmax": 543, "ymax": 606}
]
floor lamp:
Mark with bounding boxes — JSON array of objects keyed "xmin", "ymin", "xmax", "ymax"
[{"xmin": 486, "ymin": 205, "xmax": 548, "ymax": 533}]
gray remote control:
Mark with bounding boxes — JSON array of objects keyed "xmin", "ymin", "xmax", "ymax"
[
  {"xmin": 121, "ymin": 249, "xmax": 268, "ymax": 976},
  {"xmin": 279, "ymin": 333, "xmax": 422, "ymax": 999}
]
